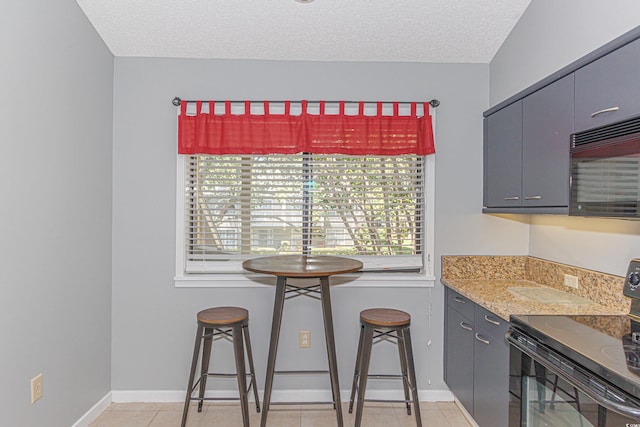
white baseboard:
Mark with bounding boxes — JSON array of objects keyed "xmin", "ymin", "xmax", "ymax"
[
  {"xmin": 452, "ymin": 396, "xmax": 479, "ymax": 427},
  {"xmin": 111, "ymin": 388, "xmax": 454, "ymax": 403},
  {"xmin": 71, "ymin": 392, "xmax": 112, "ymax": 427}
]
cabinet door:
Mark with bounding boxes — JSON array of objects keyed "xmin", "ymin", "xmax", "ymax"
[
  {"xmin": 445, "ymin": 306, "xmax": 475, "ymax": 415},
  {"xmin": 522, "ymin": 74, "xmax": 574, "ymax": 207},
  {"xmin": 473, "ymin": 321, "xmax": 510, "ymax": 427},
  {"xmin": 484, "ymin": 101, "xmax": 523, "ymax": 207},
  {"xmin": 447, "ymin": 288, "xmax": 474, "ymax": 320},
  {"xmin": 575, "ymin": 37, "xmax": 640, "ymax": 132}
]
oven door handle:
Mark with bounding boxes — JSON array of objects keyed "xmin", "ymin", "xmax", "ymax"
[{"xmin": 506, "ymin": 330, "xmax": 640, "ymax": 419}]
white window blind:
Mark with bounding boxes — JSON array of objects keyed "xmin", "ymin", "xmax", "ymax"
[{"xmin": 180, "ymin": 153, "xmax": 425, "ymax": 273}]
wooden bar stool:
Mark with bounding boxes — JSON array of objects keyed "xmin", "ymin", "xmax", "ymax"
[
  {"xmin": 348, "ymin": 308, "xmax": 421, "ymax": 427},
  {"xmin": 181, "ymin": 307, "xmax": 260, "ymax": 427}
]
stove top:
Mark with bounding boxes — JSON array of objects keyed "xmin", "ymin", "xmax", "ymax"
[
  {"xmin": 510, "ymin": 313, "xmax": 640, "ymax": 398},
  {"xmin": 510, "ymin": 259, "xmax": 640, "ymax": 399}
]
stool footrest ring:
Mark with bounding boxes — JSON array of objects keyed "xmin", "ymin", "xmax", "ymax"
[{"xmin": 274, "ymin": 369, "xmax": 329, "ymax": 375}]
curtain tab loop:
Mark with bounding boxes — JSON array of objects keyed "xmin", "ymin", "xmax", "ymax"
[
  {"xmin": 208, "ymin": 101, "xmax": 215, "ymax": 115},
  {"xmin": 319, "ymin": 101, "xmax": 325, "ymax": 115},
  {"xmin": 301, "ymin": 100, "xmax": 308, "ymax": 115},
  {"xmin": 224, "ymin": 100, "xmax": 231, "ymax": 115},
  {"xmin": 411, "ymin": 102, "xmax": 417, "ymax": 116},
  {"xmin": 358, "ymin": 101, "xmax": 364, "ymax": 116},
  {"xmin": 244, "ymin": 100, "xmax": 251, "ymax": 115},
  {"xmin": 285, "ymin": 100, "xmax": 291, "ymax": 115},
  {"xmin": 339, "ymin": 101, "xmax": 345, "ymax": 116},
  {"xmin": 195, "ymin": 100, "xmax": 203, "ymax": 115},
  {"xmin": 263, "ymin": 101, "xmax": 270, "ymax": 116},
  {"xmin": 377, "ymin": 102, "xmax": 383, "ymax": 117},
  {"xmin": 180, "ymin": 100, "xmax": 187, "ymax": 116},
  {"xmin": 393, "ymin": 102, "xmax": 399, "ymax": 117}
]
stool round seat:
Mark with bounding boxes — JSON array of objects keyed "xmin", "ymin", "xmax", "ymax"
[
  {"xmin": 360, "ymin": 308, "xmax": 410, "ymax": 327},
  {"xmin": 197, "ymin": 306, "xmax": 248, "ymax": 325}
]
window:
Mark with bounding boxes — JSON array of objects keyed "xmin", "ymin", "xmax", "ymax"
[
  {"xmin": 175, "ymin": 99, "xmax": 436, "ymax": 280},
  {"xmin": 177, "ymin": 152, "xmax": 432, "ymax": 274}
]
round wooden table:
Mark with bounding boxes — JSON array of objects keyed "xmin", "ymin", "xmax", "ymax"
[{"xmin": 243, "ymin": 255, "xmax": 363, "ymax": 427}]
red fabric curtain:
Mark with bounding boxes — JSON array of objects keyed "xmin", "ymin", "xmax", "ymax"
[{"xmin": 178, "ymin": 100, "xmax": 435, "ymax": 156}]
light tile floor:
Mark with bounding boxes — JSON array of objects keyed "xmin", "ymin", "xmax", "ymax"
[{"xmin": 90, "ymin": 401, "xmax": 472, "ymax": 427}]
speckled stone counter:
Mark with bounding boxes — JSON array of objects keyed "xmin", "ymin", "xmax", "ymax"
[{"xmin": 441, "ymin": 256, "xmax": 630, "ymax": 321}]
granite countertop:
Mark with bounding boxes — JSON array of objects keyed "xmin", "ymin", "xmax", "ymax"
[{"xmin": 441, "ymin": 277, "xmax": 627, "ymax": 322}]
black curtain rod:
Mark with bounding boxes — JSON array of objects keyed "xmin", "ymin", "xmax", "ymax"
[{"xmin": 172, "ymin": 97, "xmax": 440, "ymax": 108}]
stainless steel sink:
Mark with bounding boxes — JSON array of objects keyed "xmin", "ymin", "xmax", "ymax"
[{"xmin": 508, "ymin": 286, "xmax": 594, "ymax": 304}]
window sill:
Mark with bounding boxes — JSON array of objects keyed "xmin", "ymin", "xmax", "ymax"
[{"xmin": 174, "ymin": 272, "xmax": 435, "ymax": 288}]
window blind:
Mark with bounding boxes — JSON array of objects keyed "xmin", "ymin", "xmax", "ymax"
[{"xmin": 183, "ymin": 153, "xmax": 425, "ymax": 273}]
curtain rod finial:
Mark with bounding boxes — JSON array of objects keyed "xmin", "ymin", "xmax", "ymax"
[
  {"xmin": 172, "ymin": 97, "xmax": 181, "ymax": 107},
  {"xmin": 429, "ymin": 99, "xmax": 440, "ymax": 108}
]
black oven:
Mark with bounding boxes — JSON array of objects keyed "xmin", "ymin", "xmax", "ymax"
[
  {"xmin": 507, "ymin": 259, "xmax": 640, "ymax": 426},
  {"xmin": 570, "ymin": 115, "xmax": 640, "ymax": 217},
  {"xmin": 507, "ymin": 317, "xmax": 640, "ymax": 426}
]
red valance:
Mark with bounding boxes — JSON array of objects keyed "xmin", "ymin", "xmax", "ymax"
[{"xmin": 178, "ymin": 100, "xmax": 435, "ymax": 156}]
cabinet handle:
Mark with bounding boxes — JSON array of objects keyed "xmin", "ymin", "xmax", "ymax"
[
  {"xmin": 484, "ymin": 315, "xmax": 501, "ymax": 326},
  {"xmin": 504, "ymin": 196, "xmax": 519, "ymax": 201},
  {"xmin": 475, "ymin": 333, "xmax": 490, "ymax": 345},
  {"xmin": 524, "ymin": 195, "xmax": 542, "ymax": 200},
  {"xmin": 459, "ymin": 322, "xmax": 473, "ymax": 331},
  {"xmin": 591, "ymin": 106, "xmax": 619, "ymax": 117},
  {"xmin": 453, "ymin": 296, "xmax": 466, "ymax": 304}
]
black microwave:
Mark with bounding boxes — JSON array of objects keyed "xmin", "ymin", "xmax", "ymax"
[{"xmin": 570, "ymin": 115, "xmax": 640, "ymax": 218}]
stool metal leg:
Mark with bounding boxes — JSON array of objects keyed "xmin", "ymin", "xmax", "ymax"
[
  {"xmin": 401, "ymin": 326, "xmax": 422, "ymax": 427},
  {"xmin": 320, "ymin": 276, "xmax": 343, "ymax": 426},
  {"xmin": 198, "ymin": 327, "xmax": 214, "ymax": 412},
  {"xmin": 242, "ymin": 322, "xmax": 261, "ymax": 413},
  {"xmin": 396, "ymin": 328, "xmax": 412, "ymax": 415},
  {"xmin": 182, "ymin": 323, "xmax": 204, "ymax": 427},
  {"xmin": 349, "ymin": 323, "xmax": 366, "ymax": 413},
  {"xmin": 261, "ymin": 276, "xmax": 287, "ymax": 427},
  {"xmin": 354, "ymin": 323, "xmax": 374, "ymax": 427},
  {"xmin": 233, "ymin": 323, "xmax": 250, "ymax": 427}
]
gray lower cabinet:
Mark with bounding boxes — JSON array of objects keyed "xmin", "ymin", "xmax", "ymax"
[
  {"xmin": 472, "ymin": 306, "xmax": 510, "ymax": 427},
  {"xmin": 445, "ymin": 303, "xmax": 475, "ymax": 412},
  {"xmin": 575, "ymin": 37, "xmax": 640, "ymax": 132},
  {"xmin": 444, "ymin": 288, "xmax": 510, "ymax": 427}
]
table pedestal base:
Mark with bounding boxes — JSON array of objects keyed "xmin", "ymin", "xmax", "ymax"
[{"xmin": 260, "ymin": 276, "xmax": 343, "ymax": 427}]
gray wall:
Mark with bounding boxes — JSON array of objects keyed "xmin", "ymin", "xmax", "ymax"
[
  {"xmin": 111, "ymin": 58, "xmax": 529, "ymax": 395},
  {"xmin": 0, "ymin": 2, "xmax": 113, "ymax": 426},
  {"xmin": 490, "ymin": 1, "xmax": 640, "ymax": 276},
  {"xmin": 490, "ymin": 0, "xmax": 640, "ymax": 106}
]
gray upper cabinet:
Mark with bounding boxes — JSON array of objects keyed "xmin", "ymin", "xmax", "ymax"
[
  {"xmin": 484, "ymin": 74, "xmax": 573, "ymax": 212},
  {"xmin": 575, "ymin": 37, "xmax": 640, "ymax": 132},
  {"xmin": 483, "ymin": 27, "xmax": 640, "ymax": 215},
  {"xmin": 521, "ymin": 74, "xmax": 574, "ymax": 207},
  {"xmin": 483, "ymin": 101, "xmax": 523, "ymax": 208}
]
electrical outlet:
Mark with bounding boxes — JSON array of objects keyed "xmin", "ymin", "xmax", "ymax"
[
  {"xmin": 564, "ymin": 274, "xmax": 579, "ymax": 289},
  {"xmin": 31, "ymin": 374, "xmax": 43, "ymax": 404},
  {"xmin": 299, "ymin": 330, "xmax": 310, "ymax": 348}
]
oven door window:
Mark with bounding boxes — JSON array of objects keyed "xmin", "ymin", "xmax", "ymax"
[
  {"xmin": 524, "ymin": 367, "xmax": 592, "ymax": 426},
  {"xmin": 523, "ymin": 361, "xmax": 637, "ymax": 427}
]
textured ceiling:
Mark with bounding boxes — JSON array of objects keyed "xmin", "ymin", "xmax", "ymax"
[{"xmin": 75, "ymin": 0, "xmax": 531, "ymax": 63}]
